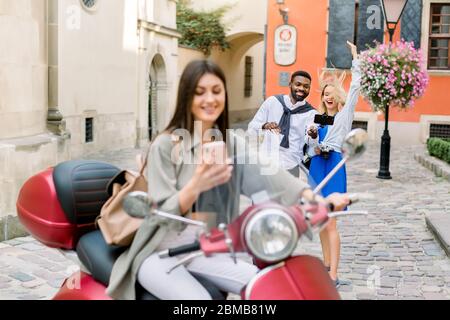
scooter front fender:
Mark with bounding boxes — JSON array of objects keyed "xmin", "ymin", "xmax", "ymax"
[
  {"xmin": 243, "ymin": 255, "xmax": 340, "ymax": 300},
  {"xmin": 53, "ymin": 272, "xmax": 112, "ymax": 300}
]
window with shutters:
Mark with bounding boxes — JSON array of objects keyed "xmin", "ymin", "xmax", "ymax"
[
  {"xmin": 327, "ymin": 0, "xmax": 355, "ymax": 69},
  {"xmin": 355, "ymin": 0, "xmax": 384, "ymax": 53},
  {"xmin": 328, "ymin": 0, "xmax": 422, "ymax": 69},
  {"xmin": 327, "ymin": 0, "xmax": 383, "ymax": 69},
  {"xmin": 428, "ymin": 3, "xmax": 450, "ymax": 69},
  {"xmin": 401, "ymin": 0, "xmax": 423, "ymax": 49},
  {"xmin": 244, "ymin": 56, "xmax": 253, "ymax": 97}
]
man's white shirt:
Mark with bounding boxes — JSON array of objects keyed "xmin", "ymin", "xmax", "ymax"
[{"xmin": 248, "ymin": 95, "xmax": 317, "ymax": 170}]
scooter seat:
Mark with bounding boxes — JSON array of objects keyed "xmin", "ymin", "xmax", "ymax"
[
  {"xmin": 76, "ymin": 230, "xmax": 126, "ymax": 286},
  {"xmin": 53, "ymin": 160, "xmax": 120, "ymax": 225},
  {"xmin": 77, "ymin": 230, "xmax": 226, "ymax": 300}
]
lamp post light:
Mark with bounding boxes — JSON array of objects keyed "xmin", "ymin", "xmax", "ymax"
[
  {"xmin": 279, "ymin": 7, "xmax": 289, "ymax": 25},
  {"xmin": 377, "ymin": 0, "xmax": 409, "ymax": 180},
  {"xmin": 276, "ymin": 0, "xmax": 289, "ymax": 25}
]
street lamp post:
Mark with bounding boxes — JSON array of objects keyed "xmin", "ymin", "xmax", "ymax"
[{"xmin": 377, "ymin": 0, "xmax": 409, "ymax": 180}]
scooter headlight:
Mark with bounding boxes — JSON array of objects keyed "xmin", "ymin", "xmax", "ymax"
[{"xmin": 244, "ymin": 209, "xmax": 298, "ymax": 263}]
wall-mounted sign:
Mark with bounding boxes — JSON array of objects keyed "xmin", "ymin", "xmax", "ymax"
[
  {"xmin": 274, "ymin": 24, "xmax": 297, "ymax": 66},
  {"xmin": 279, "ymin": 72, "xmax": 290, "ymax": 87}
]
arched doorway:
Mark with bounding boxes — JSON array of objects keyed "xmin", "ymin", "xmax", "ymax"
[
  {"xmin": 148, "ymin": 54, "xmax": 167, "ymax": 140},
  {"xmin": 212, "ymin": 32, "xmax": 264, "ymax": 127}
]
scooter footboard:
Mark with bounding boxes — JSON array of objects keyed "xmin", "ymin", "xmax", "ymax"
[{"xmin": 244, "ymin": 255, "xmax": 340, "ymax": 300}]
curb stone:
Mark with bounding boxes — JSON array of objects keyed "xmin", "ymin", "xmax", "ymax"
[
  {"xmin": 414, "ymin": 150, "xmax": 450, "ymax": 259},
  {"xmin": 414, "ymin": 152, "xmax": 450, "ymax": 183},
  {"xmin": 425, "ymin": 211, "xmax": 450, "ymax": 258}
]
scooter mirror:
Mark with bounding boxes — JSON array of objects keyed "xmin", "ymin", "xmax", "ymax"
[
  {"xmin": 342, "ymin": 129, "xmax": 368, "ymax": 160},
  {"xmin": 123, "ymin": 191, "xmax": 153, "ymax": 219}
]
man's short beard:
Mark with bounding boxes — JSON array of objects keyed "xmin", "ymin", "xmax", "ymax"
[{"xmin": 291, "ymin": 88, "xmax": 308, "ymax": 102}]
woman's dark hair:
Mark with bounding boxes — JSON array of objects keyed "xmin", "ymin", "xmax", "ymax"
[{"xmin": 165, "ymin": 60, "xmax": 229, "ymax": 139}]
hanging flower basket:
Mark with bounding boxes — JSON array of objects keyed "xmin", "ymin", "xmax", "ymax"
[{"xmin": 359, "ymin": 40, "xmax": 429, "ymax": 112}]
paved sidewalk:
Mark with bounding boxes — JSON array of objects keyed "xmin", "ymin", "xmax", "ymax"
[
  {"xmin": 0, "ymin": 238, "xmax": 78, "ymax": 300},
  {"xmin": 1, "ymin": 142, "xmax": 449, "ymax": 300},
  {"xmin": 0, "ymin": 148, "xmax": 142, "ymax": 300},
  {"xmin": 298, "ymin": 143, "xmax": 450, "ymax": 300},
  {"xmin": 415, "ymin": 149, "xmax": 450, "ymax": 257}
]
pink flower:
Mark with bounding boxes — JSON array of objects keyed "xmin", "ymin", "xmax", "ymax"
[{"xmin": 359, "ymin": 40, "xmax": 429, "ymax": 111}]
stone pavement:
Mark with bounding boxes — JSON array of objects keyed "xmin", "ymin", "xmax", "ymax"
[
  {"xmin": 297, "ymin": 143, "xmax": 450, "ymax": 300},
  {"xmin": 0, "ymin": 238, "xmax": 78, "ymax": 300},
  {"xmin": 415, "ymin": 150, "xmax": 450, "ymax": 257},
  {"xmin": 1, "ymin": 142, "xmax": 449, "ymax": 300},
  {"xmin": 0, "ymin": 148, "xmax": 142, "ymax": 300}
]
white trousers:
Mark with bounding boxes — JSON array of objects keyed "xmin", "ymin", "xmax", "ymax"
[{"xmin": 137, "ymin": 226, "xmax": 258, "ymax": 300}]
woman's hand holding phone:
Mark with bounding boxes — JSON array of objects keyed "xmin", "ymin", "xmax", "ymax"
[
  {"xmin": 202, "ymin": 141, "xmax": 227, "ymax": 165},
  {"xmin": 181, "ymin": 142, "xmax": 233, "ymax": 214},
  {"xmin": 192, "ymin": 142, "xmax": 233, "ymax": 194}
]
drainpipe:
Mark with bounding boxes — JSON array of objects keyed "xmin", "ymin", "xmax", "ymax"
[
  {"xmin": 136, "ymin": 4, "xmax": 142, "ymax": 148},
  {"xmin": 47, "ymin": 0, "xmax": 70, "ymax": 138},
  {"xmin": 263, "ymin": 0, "xmax": 269, "ymax": 100}
]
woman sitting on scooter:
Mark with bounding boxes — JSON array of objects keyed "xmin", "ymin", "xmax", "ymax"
[
  {"xmin": 106, "ymin": 60, "xmax": 350, "ymax": 300},
  {"xmin": 305, "ymin": 42, "xmax": 361, "ymax": 287}
]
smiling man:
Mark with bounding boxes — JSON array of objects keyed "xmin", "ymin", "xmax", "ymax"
[{"xmin": 248, "ymin": 71, "xmax": 317, "ymax": 177}]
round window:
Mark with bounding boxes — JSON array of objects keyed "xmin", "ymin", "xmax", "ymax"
[{"xmin": 80, "ymin": 0, "xmax": 98, "ymax": 11}]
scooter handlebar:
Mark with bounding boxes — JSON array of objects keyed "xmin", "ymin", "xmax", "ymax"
[
  {"xmin": 347, "ymin": 193, "xmax": 374, "ymax": 205},
  {"xmin": 324, "ymin": 193, "xmax": 373, "ymax": 219},
  {"xmin": 159, "ymin": 241, "xmax": 201, "ymax": 258}
]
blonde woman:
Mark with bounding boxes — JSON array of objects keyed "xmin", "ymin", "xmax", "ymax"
[{"xmin": 305, "ymin": 41, "xmax": 361, "ymax": 287}]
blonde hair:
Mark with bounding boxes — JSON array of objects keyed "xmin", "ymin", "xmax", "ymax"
[{"xmin": 317, "ymin": 70, "xmax": 347, "ymax": 115}]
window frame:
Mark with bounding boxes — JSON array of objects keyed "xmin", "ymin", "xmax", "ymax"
[
  {"xmin": 420, "ymin": 0, "xmax": 450, "ymax": 72},
  {"xmin": 428, "ymin": 3, "xmax": 450, "ymax": 70},
  {"xmin": 244, "ymin": 56, "xmax": 253, "ymax": 98},
  {"xmin": 430, "ymin": 123, "xmax": 450, "ymax": 138},
  {"xmin": 80, "ymin": 0, "xmax": 99, "ymax": 12},
  {"xmin": 85, "ymin": 117, "xmax": 94, "ymax": 143}
]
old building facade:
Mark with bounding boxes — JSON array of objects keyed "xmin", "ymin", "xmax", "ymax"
[
  {"xmin": 266, "ymin": 0, "xmax": 450, "ymax": 145},
  {"xmin": 0, "ymin": 0, "xmax": 180, "ymax": 239},
  {"xmin": 0, "ymin": 0, "xmax": 267, "ymax": 239}
]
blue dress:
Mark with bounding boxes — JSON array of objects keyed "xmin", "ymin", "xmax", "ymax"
[{"xmin": 308, "ymin": 126, "xmax": 347, "ymax": 198}]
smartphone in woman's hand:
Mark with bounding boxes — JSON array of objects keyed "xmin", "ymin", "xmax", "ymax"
[{"xmin": 202, "ymin": 141, "xmax": 227, "ymax": 165}]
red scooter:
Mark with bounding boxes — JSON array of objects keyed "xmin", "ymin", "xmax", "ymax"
[
  {"xmin": 16, "ymin": 160, "xmax": 225, "ymax": 300},
  {"xmin": 123, "ymin": 190, "xmax": 369, "ymax": 300},
  {"xmin": 16, "ymin": 129, "xmax": 369, "ymax": 300}
]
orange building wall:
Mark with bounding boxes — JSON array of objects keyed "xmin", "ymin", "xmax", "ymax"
[{"xmin": 266, "ymin": 0, "xmax": 450, "ymax": 123}]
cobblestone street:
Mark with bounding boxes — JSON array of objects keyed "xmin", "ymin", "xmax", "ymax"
[
  {"xmin": 1, "ymin": 142, "xmax": 449, "ymax": 300},
  {"xmin": 298, "ymin": 143, "xmax": 450, "ymax": 300}
]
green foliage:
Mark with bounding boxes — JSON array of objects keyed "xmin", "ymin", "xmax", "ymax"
[
  {"xmin": 176, "ymin": 0, "xmax": 231, "ymax": 56},
  {"xmin": 427, "ymin": 138, "xmax": 450, "ymax": 164}
]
